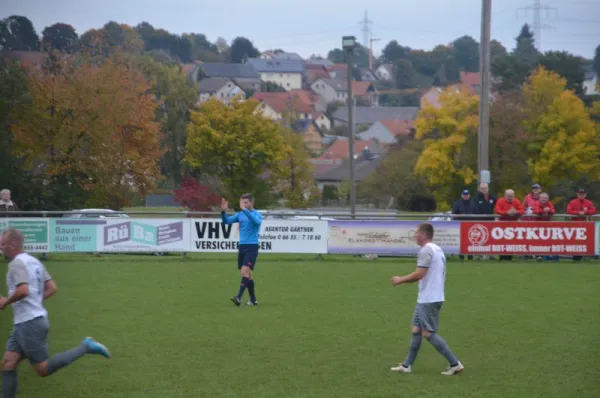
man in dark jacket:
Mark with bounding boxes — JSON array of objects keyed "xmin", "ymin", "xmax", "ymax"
[
  {"xmin": 452, "ymin": 189, "xmax": 477, "ymax": 260},
  {"xmin": 473, "ymin": 183, "xmax": 496, "ymax": 220}
]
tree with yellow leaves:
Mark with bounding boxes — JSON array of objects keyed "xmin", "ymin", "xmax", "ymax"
[
  {"xmin": 272, "ymin": 128, "xmax": 315, "ymax": 208},
  {"xmin": 10, "ymin": 56, "xmax": 162, "ymax": 209},
  {"xmin": 184, "ymin": 97, "xmax": 290, "ymax": 207},
  {"xmin": 522, "ymin": 66, "xmax": 600, "ymax": 187},
  {"xmin": 414, "ymin": 89, "xmax": 479, "ymax": 209}
]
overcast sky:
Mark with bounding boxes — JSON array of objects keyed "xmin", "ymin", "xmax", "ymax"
[{"xmin": 2, "ymin": 0, "xmax": 599, "ymax": 59}]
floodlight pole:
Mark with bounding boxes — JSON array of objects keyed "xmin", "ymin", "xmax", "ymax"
[
  {"xmin": 478, "ymin": 0, "xmax": 492, "ymax": 185},
  {"xmin": 343, "ymin": 36, "xmax": 357, "ymax": 219}
]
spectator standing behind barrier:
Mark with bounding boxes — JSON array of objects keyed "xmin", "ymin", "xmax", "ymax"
[
  {"xmin": 473, "ymin": 183, "xmax": 496, "ymax": 221},
  {"xmin": 495, "ymin": 189, "xmax": 524, "ymax": 261},
  {"xmin": 522, "ymin": 184, "xmax": 541, "ymax": 221},
  {"xmin": 533, "ymin": 193, "xmax": 558, "ymax": 262},
  {"xmin": 0, "ymin": 189, "xmax": 19, "ymax": 217},
  {"xmin": 452, "ymin": 189, "xmax": 477, "ymax": 261},
  {"xmin": 566, "ymin": 188, "xmax": 597, "ymax": 262}
]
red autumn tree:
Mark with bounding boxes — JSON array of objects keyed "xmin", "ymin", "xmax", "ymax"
[{"xmin": 173, "ymin": 177, "xmax": 220, "ymax": 211}]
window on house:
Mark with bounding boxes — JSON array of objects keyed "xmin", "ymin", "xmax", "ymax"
[{"xmin": 287, "ymin": 83, "xmax": 290, "ymax": 87}]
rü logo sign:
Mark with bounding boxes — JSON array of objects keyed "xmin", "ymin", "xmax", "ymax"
[{"xmin": 459, "ymin": 222, "xmax": 595, "ymax": 255}]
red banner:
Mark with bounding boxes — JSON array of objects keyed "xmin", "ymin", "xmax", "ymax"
[{"xmin": 460, "ymin": 222, "xmax": 596, "ymax": 255}]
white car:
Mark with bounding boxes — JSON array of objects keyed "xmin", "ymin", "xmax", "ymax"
[{"xmin": 62, "ymin": 209, "xmax": 130, "ymax": 219}]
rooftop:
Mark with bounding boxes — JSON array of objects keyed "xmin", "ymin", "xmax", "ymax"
[
  {"xmin": 246, "ymin": 58, "xmax": 305, "ymax": 73},
  {"xmin": 199, "ymin": 62, "xmax": 260, "ymax": 79},
  {"xmin": 199, "ymin": 77, "xmax": 235, "ymax": 93},
  {"xmin": 333, "ymin": 106, "xmax": 420, "ymax": 124}
]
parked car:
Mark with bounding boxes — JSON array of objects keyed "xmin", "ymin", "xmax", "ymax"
[
  {"xmin": 428, "ymin": 211, "xmax": 453, "ymax": 221},
  {"xmin": 62, "ymin": 209, "xmax": 130, "ymax": 219}
]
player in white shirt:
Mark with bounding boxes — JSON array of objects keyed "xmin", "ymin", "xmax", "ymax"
[
  {"xmin": 0, "ymin": 228, "xmax": 111, "ymax": 398},
  {"xmin": 390, "ymin": 223, "xmax": 464, "ymax": 375}
]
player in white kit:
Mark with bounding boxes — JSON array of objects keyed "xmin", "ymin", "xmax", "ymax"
[
  {"xmin": 390, "ymin": 223, "xmax": 464, "ymax": 375},
  {"xmin": 0, "ymin": 228, "xmax": 111, "ymax": 398}
]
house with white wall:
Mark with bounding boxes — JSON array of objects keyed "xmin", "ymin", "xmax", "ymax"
[
  {"xmin": 310, "ymin": 78, "xmax": 377, "ymax": 106},
  {"xmin": 246, "ymin": 58, "xmax": 305, "ymax": 91},
  {"xmin": 584, "ymin": 66, "xmax": 598, "ymax": 95},
  {"xmin": 197, "ymin": 78, "xmax": 245, "ymax": 105},
  {"xmin": 374, "ymin": 64, "xmax": 394, "ymax": 81}
]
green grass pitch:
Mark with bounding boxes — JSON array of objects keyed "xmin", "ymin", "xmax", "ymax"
[{"xmin": 1, "ymin": 254, "xmax": 599, "ymax": 397}]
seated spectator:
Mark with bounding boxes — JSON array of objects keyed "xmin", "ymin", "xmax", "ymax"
[
  {"xmin": 522, "ymin": 183, "xmax": 541, "ymax": 221},
  {"xmin": 0, "ymin": 189, "xmax": 19, "ymax": 217},
  {"xmin": 494, "ymin": 189, "xmax": 524, "ymax": 221},
  {"xmin": 566, "ymin": 188, "xmax": 596, "ymax": 262},
  {"xmin": 452, "ymin": 189, "xmax": 477, "ymax": 261},
  {"xmin": 495, "ymin": 189, "xmax": 524, "ymax": 261},
  {"xmin": 533, "ymin": 193, "xmax": 558, "ymax": 262}
]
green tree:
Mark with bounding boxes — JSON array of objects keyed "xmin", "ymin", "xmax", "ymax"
[
  {"xmin": 0, "ymin": 15, "xmax": 39, "ymax": 51},
  {"xmin": 183, "ymin": 33, "xmax": 219, "ymax": 62},
  {"xmin": 123, "ymin": 54, "xmax": 198, "ymax": 186},
  {"xmin": 41, "ymin": 23, "xmax": 78, "ymax": 52},
  {"xmin": 514, "ymin": 24, "xmax": 539, "ymax": 66},
  {"xmin": 490, "ymin": 39, "xmax": 507, "ymax": 60},
  {"xmin": 229, "ymin": 37, "xmax": 260, "ymax": 63},
  {"xmin": 539, "ymin": 51, "xmax": 585, "ymax": 95},
  {"xmin": 414, "ymin": 89, "xmax": 479, "ymax": 209},
  {"xmin": 522, "ymin": 67, "xmax": 600, "ymax": 186},
  {"xmin": 381, "ymin": 40, "xmax": 410, "ymax": 64},
  {"xmin": 359, "ymin": 139, "xmax": 432, "ymax": 210},
  {"xmin": 0, "ymin": 59, "xmax": 46, "ymax": 210},
  {"xmin": 452, "ymin": 35, "xmax": 479, "ymax": 72},
  {"xmin": 272, "ymin": 130, "xmax": 314, "ymax": 208},
  {"xmin": 262, "ymin": 81, "xmax": 287, "ymax": 92},
  {"xmin": 184, "ymin": 98, "xmax": 290, "ymax": 206},
  {"xmin": 394, "ymin": 59, "xmax": 417, "ymax": 89},
  {"xmin": 488, "ymin": 91, "xmax": 531, "ymax": 193}
]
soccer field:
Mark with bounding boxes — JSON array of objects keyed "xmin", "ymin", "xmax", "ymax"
[{"xmin": 1, "ymin": 254, "xmax": 599, "ymax": 397}]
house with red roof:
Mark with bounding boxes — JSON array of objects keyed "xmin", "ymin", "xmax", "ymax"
[
  {"xmin": 251, "ymin": 91, "xmax": 331, "ymax": 130},
  {"xmin": 318, "ymin": 138, "xmax": 383, "ymax": 161}
]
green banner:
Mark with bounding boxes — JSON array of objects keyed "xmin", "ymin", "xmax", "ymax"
[
  {"xmin": 50, "ymin": 219, "xmax": 100, "ymax": 252},
  {"xmin": 5, "ymin": 219, "xmax": 50, "ymax": 252}
]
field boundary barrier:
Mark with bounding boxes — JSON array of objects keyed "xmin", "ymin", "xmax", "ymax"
[{"xmin": 1, "ymin": 211, "xmax": 599, "ymax": 256}]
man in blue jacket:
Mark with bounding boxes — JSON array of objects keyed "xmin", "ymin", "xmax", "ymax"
[
  {"xmin": 220, "ymin": 193, "xmax": 263, "ymax": 306},
  {"xmin": 452, "ymin": 189, "xmax": 477, "ymax": 261}
]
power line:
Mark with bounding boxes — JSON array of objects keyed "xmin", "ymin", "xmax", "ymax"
[
  {"xmin": 358, "ymin": 9, "xmax": 373, "ymax": 48},
  {"xmin": 517, "ymin": 0, "xmax": 558, "ymax": 51}
]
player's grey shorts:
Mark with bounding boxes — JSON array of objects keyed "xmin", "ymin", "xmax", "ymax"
[
  {"xmin": 5, "ymin": 316, "xmax": 50, "ymax": 364},
  {"xmin": 412, "ymin": 302, "xmax": 443, "ymax": 332}
]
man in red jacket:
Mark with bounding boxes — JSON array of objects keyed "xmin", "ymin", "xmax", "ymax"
[
  {"xmin": 522, "ymin": 184, "xmax": 541, "ymax": 221},
  {"xmin": 494, "ymin": 189, "xmax": 524, "ymax": 261},
  {"xmin": 566, "ymin": 188, "xmax": 596, "ymax": 221},
  {"xmin": 566, "ymin": 188, "xmax": 596, "ymax": 262},
  {"xmin": 494, "ymin": 189, "xmax": 524, "ymax": 221},
  {"xmin": 533, "ymin": 192, "xmax": 556, "ymax": 221},
  {"xmin": 533, "ymin": 193, "xmax": 558, "ymax": 261}
]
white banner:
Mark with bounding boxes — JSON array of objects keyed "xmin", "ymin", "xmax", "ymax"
[
  {"xmin": 328, "ymin": 220, "xmax": 461, "ymax": 255},
  {"xmin": 190, "ymin": 218, "xmax": 328, "ymax": 253}
]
